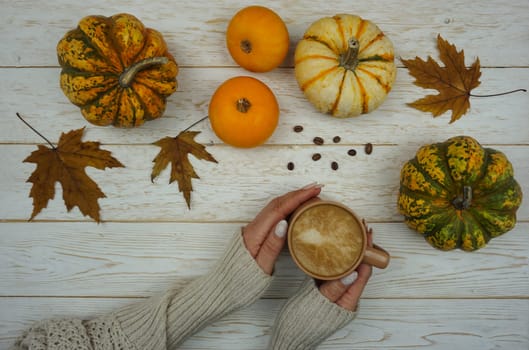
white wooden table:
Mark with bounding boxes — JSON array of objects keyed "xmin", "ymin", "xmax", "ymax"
[{"xmin": 1, "ymin": 1, "xmax": 528, "ymax": 349}]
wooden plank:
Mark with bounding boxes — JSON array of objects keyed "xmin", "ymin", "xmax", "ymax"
[
  {"xmin": 1, "ymin": 297, "xmax": 528, "ymax": 350},
  {"xmin": 2, "ymin": 2, "xmax": 529, "ymax": 350},
  {"xmin": 1, "ymin": 144, "xmax": 527, "ymax": 222},
  {"xmin": 2, "ymin": 1, "xmax": 529, "ymax": 67},
  {"xmin": 1, "ymin": 222, "xmax": 527, "ymax": 298},
  {"xmin": 3, "ymin": 67, "xmax": 529, "ymax": 145}
]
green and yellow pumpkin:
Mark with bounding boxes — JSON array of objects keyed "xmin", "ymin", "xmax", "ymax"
[
  {"xmin": 57, "ymin": 13, "xmax": 178, "ymax": 127},
  {"xmin": 398, "ymin": 136, "xmax": 522, "ymax": 251}
]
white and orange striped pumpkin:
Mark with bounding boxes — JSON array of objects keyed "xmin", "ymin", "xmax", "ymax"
[{"xmin": 294, "ymin": 14, "xmax": 396, "ymax": 118}]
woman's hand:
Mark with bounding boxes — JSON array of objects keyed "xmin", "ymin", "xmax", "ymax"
[
  {"xmin": 318, "ymin": 223, "xmax": 374, "ymax": 311},
  {"xmin": 242, "ymin": 183, "xmax": 322, "ymax": 275}
]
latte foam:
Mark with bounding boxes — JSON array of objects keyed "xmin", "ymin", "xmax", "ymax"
[{"xmin": 290, "ymin": 204, "xmax": 364, "ymax": 278}]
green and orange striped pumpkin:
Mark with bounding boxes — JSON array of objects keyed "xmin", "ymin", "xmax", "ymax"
[
  {"xmin": 294, "ymin": 14, "xmax": 396, "ymax": 118},
  {"xmin": 398, "ymin": 136, "xmax": 523, "ymax": 251},
  {"xmin": 57, "ymin": 13, "xmax": 178, "ymax": 127}
]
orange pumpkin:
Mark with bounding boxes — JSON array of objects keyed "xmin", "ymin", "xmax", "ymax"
[
  {"xmin": 209, "ymin": 76, "xmax": 279, "ymax": 148},
  {"xmin": 57, "ymin": 13, "xmax": 178, "ymax": 127},
  {"xmin": 226, "ymin": 6, "xmax": 289, "ymax": 72}
]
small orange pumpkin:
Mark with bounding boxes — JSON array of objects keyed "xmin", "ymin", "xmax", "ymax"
[
  {"xmin": 209, "ymin": 76, "xmax": 279, "ymax": 148},
  {"xmin": 226, "ymin": 6, "xmax": 289, "ymax": 72}
]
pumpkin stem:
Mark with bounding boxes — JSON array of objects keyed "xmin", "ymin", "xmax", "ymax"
[
  {"xmin": 452, "ymin": 186, "xmax": 472, "ymax": 210},
  {"xmin": 340, "ymin": 38, "xmax": 360, "ymax": 71},
  {"xmin": 240, "ymin": 39, "xmax": 252, "ymax": 54},
  {"xmin": 236, "ymin": 98, "xmax": 252, "ymax": 113},
  {"xmin": 119, "ymin": 56, "xmax": 169, "ymax": 88}
]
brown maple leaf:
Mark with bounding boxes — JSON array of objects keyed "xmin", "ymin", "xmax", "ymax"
[
  {"xmin": 401, "ymin": 34, "xmax": 481, "ymax": 123},
  {"xmin": 151, "ymin": 131, "xmax": 217, "ymax": 209},
  {"xmin": 23, "ymin": 126, "xmax": 124, "ymax": 222}
]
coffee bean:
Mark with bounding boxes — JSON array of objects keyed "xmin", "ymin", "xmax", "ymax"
[
  {"xmin": 331, "ymin": 161, "xmax": 339, "ymax": 170},
  {"xmin": 333, "ymin": 136, "xmax": 341, "ymax": 143},
  {"xmin": 348, "ymin": 149, "xmax": 357, "ymax": 156},
  {"xmin": 313, "ymin": 137, "xmax": 324, "ymax": 145},
  {"xmin": 365, "ymin": 143, "xmax": 373, "ymax": 155},
  {"xmin": 293, "ymin": 125, "xmax": 303, "ymax": 133},
  {"xmin": 312, "ymin": 153, "xmax": 321, "ymax": 161},
  {"xmin": 287, "ymin": 162, "xmax": 294, "ymax": 171}
]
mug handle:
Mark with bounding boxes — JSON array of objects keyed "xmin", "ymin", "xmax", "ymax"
[{"xmin": 363, "ymin": 244, "xmax": 390, "ymax": 269}]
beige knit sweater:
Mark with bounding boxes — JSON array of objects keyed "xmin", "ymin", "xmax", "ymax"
[{"xmin": 12, "ymin": 232, "xmax": 356, "ymax": 350}]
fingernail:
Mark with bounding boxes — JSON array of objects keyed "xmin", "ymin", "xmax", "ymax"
[
  {"xmin": 340, "ymin": 271, "xmax": 358, "ymax": 286},
  {"xmin": 274, "ymin": 220, "xmax": 288, "ymax": 238},
  {"xmin": 302, "ymin": 182, "xmax": 324, "ymax": 190}
]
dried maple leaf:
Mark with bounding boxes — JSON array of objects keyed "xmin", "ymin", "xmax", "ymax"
[
  {"xmin": 401, "ymin": 34, "xmax": 481, "ymax": 123},
  {"xmin": 151, "ymin": 131, "xmax": 217, "ymax": 209},
  {"xmin": 23, "ymin": 126, "xmax": 124, "ymax": 222}
]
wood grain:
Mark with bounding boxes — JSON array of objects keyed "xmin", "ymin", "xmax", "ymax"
[
  {"xmin": 2, "ymin": 68, "xmax": 528, "ymax": 145},
  {"xmin": 1, "ymin": 0, "xmax": 528, "ymax": 349},
  {"xmin": 1, "ymin": 0, "xmax": 529, "ymax": 67},
  {"xmin": 1, "ymin": 144, "xmax": 527, "ymax": 222},
  {"xmin": 1, "ymin": 297, "xmax": 527, "ymax": 350},
  {"xmin": 0, "ymin": 222, "xmax": 527, "ymax": 299}
]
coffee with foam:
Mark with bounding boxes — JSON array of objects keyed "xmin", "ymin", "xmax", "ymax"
[{"xmin": 289, "ymin": 203, "xmax": 364, "ymax": 279}]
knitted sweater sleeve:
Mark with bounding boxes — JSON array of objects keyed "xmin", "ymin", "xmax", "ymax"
[
  {"xmin": 11, "ymin": 231, "xmax": 272, "ymax": 350},
  {"xmin": 269, "ymin": 278, "xmax": 357, "ymax": 350}
]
